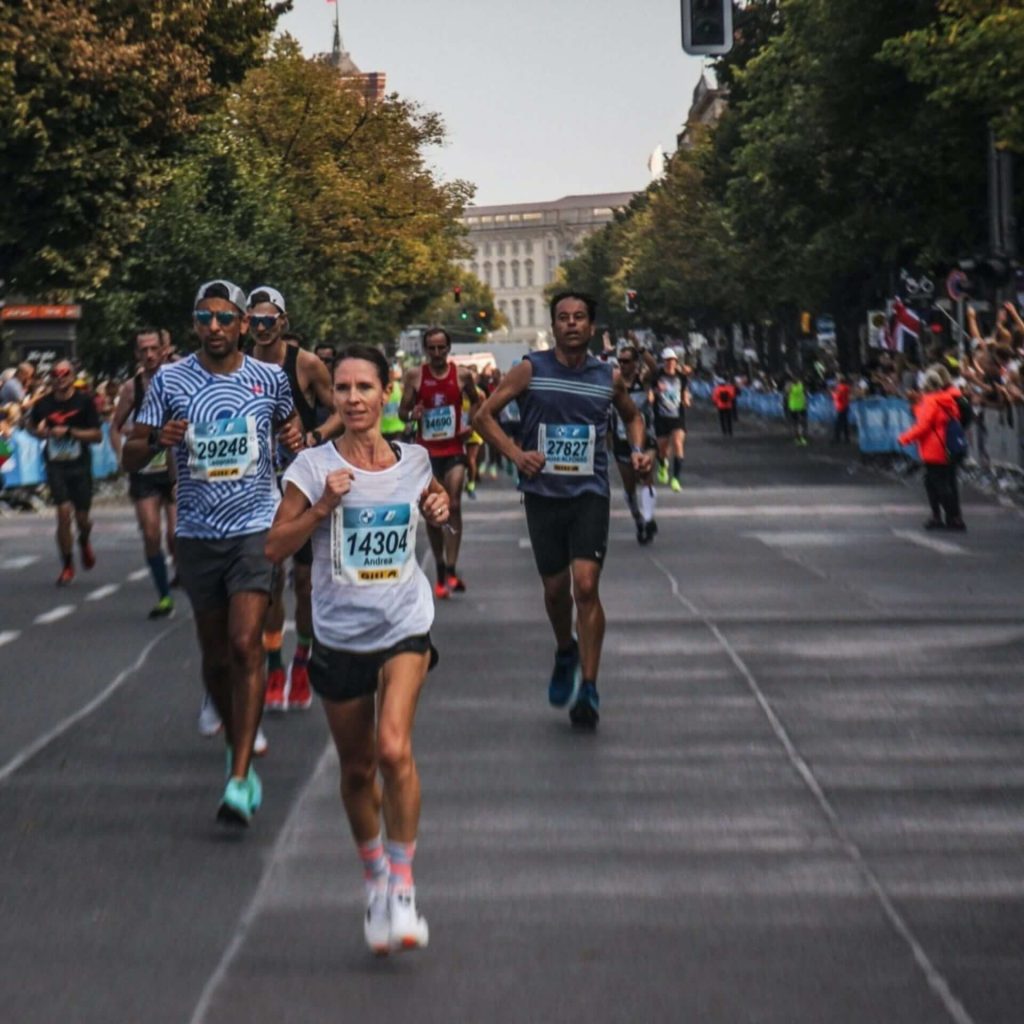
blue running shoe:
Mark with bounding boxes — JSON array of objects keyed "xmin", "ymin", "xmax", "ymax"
[
  {"xmin": 217, "ymin": 777, "xmax": 254, "ymax": 827},
  {"xmin": 548, "ymin": 640, "xmax": 580, "ymax": 708},
  {"xmin": 569, "ymin": 682, "xmax": 600, "ymax": 729}
]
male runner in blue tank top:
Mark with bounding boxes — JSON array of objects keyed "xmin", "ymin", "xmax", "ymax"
[{"xmin": 475, "ymin": 292, "xmax": 651, "ymax": 728}]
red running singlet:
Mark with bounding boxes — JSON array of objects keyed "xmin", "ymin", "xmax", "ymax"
[{"xmin": 416, "ymin": 363, "xmax": 465, "ymax": 458}]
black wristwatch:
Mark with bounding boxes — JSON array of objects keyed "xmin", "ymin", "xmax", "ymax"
[
  {"xmin": 309, "ymin": 429, "xmax": 323, "ymax": 446},
  {"xmin": 147, "ymin": 427, "xmax": 163, "ymax": 451}
]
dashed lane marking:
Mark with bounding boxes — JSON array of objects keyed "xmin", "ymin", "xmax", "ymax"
[
  {"xmin": 0, "ymin": 630, "xmax": 20, "ymax": 648},
  {"xmin": 33, "ymin": 605, "xmax": 75, "ymax": 625},
  {"xmin": 126, "ymin": 568, "xmax": 150, "ymax": 582},
  {"xmin": 891, "ymin": 529, "xmax": 968, "ymax": 556},
  {"xmin": 0, "ymin": 555, "xmax": 40, "ymax": 571},
  {"xmin": 85, "ymin": 584, "xmax": 120, "ymax": 601}
]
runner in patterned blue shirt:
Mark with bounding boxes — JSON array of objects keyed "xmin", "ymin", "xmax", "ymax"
[{"xmin": 124, "ymin": 279, "xmax": 303, "ymax": 828}]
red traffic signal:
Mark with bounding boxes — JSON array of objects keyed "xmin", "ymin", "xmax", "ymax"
[{"xmin": 453, "ymin": 286, "xmax": 462, "ymax": 303}]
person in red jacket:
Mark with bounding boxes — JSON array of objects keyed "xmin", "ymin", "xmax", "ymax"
[
  {"xmin": 898, "ymin": 365, "xmax": 966, "ymax": 531},
  {"xmin": 831, "ymin": 375, "xmax": 851, "ymax": 444},
  {"xmin": 711, "ymin": 378, "xmax": 737, "ymax": 436}
]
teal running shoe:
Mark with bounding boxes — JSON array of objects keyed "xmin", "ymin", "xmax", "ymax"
[
  {"xmin": 217, "ymin": 777, "xmax": 253, "ymax": 827},
  {"xmin": 548, "ymin": 639, "xmax": 580, "ymax": 708},
  {"xmin": 569, "ymin": 681, "xmax": 600, "ymax": 730}
]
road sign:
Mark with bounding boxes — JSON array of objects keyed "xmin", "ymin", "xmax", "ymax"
[{"xmin": 946, "ymin": 269, "xmax": 969, "ymax": 302}]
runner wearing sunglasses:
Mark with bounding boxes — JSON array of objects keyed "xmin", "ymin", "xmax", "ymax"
[{"xmin": 123, "ymin": 279, "xmax": 303, "ymax": 827}]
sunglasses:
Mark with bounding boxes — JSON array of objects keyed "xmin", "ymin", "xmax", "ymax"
[
  {"xmin": 250, "ymin": 314, "xmax": 282, "ymax": 329},
  {"xmin": 52, "ymin": 369, "xmax": 72, "ymax": 380},
  {"xmin": 194, "ymin": 309, "xmax": 239, "ymax": 327}
]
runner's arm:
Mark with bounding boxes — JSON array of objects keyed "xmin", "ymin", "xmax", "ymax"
[
  {"xmin": 123, "ymin": 419, "xmax": 186, "ymax": 472},
  {"xmin": 275, "ymin": 410, "xmax": 304, "ymax": 454},
  {"xmin": 398, "ymin": 368, "xmax": 422, "ymax": 423},
  {"xmin": 302, "ymin": 351, "xmax": 344, "ymax": 444},
  {"xmin": 611, "ymin": 371, "xmax": 646, "ymax": 450},
  {"xmin": 473, "ymin": 360, "xmax": 539, "ymax": 471},
  {"xmin": 109, "ymin": 380, "xmax": 135, "ymax": 463}
]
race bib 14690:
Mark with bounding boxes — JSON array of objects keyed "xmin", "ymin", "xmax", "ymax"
[
  {"xmin": 539, "ymin": 423, "xmax": 595, "ymax": 475},
  {"xmin": 331, "ymin": 503, "xmax": 416, "ymax": 586},
  {"xmin": 186, "ymin": 416, "xmax": 259, "ymax": 482},
  {"xmin": 421, "ymin": 404, "xmax": 456, "ymax": 441}
]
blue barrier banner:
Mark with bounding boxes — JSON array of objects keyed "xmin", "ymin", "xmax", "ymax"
[
  {"xmin": 0, "ymin": 423, "xmax": 119, "ymax": 488},
  {"xmin": 851, "ymin": 398, "xmax": 916, "ymax": 458}
]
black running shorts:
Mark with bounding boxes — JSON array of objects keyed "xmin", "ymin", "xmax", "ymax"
[
  {"xmin": 654, "ymin": 413, "xmax": 685, "ymax": 437},
  {"xmin": 310, "ymin": 633, "xmax": 438, "ymax": 703},
  {"xmin": 46, "ymin": 461, "xmax": 93, "ymax": 511},
  {"xmin": 429, "ymin": 453, "xmax": 469, "ymax": 481},
  {"xmin": 128, "ymin": 471, "xmax": 175, "ymax": 503},
  {"xmin": 523, "ymin": 492, "xmax": 610, "ymax": 577}
]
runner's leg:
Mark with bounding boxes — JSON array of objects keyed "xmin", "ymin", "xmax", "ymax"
[
  {"xmin": 571, "ymin": 559, "xmax": 605, "ymax": 684},
  {"xmin": 541, "ymin": 568, "xmax": 574, "ymax": 651}
]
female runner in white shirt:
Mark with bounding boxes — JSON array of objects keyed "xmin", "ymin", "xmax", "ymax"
[{"xmin": 266, "ymin": 343, "xmax": 450, "ymax": 955}]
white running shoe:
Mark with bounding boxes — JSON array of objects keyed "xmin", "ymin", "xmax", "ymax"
[
  {"xmin": 364, "ymin": 887, "xmax": 391, "ymax": 956},
  {"xmin": 253, "ymin": 726, "xmax": 268, "ymax": 757},
  {"xmin": 389, "ymin": 887, "xmax": 429, "ymax": 951},
  {"xmin": 197, "ymin": 693, "xmax": 223, "ymax": 737}
]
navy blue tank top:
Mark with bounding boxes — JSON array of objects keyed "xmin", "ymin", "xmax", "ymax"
[{"xmin": 518, "ymin": 349, "xmax": 615, "ymax": 499}]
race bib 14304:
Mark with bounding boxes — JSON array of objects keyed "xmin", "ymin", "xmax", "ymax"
[
  {"xmin": 539, "ymin": 423, "xmax": 595, "ymax": 475},
  {"xmin": 186, "ymin": 416, "xmax": 259, "ymax": 482},
  {"xmin": 331, "ymin": 503, "xmax": 416, "ymax": 586}
]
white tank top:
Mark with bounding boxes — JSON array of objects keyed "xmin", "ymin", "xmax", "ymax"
[{"xmin": 282, "ymin": 441, "xmax": 434, "ymax": 652}]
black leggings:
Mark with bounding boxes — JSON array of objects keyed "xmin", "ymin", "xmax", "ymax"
[{"xmin": 924, "ymin": 464, "xmax": 961, "ymax": 522}]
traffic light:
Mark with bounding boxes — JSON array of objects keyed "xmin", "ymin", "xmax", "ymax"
[
  {"xmin": 682, "ymin": 0, "xmax": 733, "ymax": 56},
  {"xmin": 800, "ymin": 311, "xmax": 812, "ymax": 335},
  {"xmin": 475, "ymin": 310, "xmax": 487, "ymax": 335},
  {"xmin": 460, "ymin": 309, "xmax": 469, "ymax": 320},
  {"xmin": 624, "ymin": 289, "xmax": 638, "ymax": 314},
  {"xmin": 453, "ymin": 286, "xmax": 462, "ymax": 303}
]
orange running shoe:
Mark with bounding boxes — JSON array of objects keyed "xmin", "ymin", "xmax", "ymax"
[
  {"xmin": 433, "ymin": 581, "xmax": 449, "ymax": 600},
  {"xmin": 446, "ymin": 574, "xmax": 466, "ymax": 593},
  {"xmin": 80, "ymin": 540, "xmax": 96, "ymax": 570}
]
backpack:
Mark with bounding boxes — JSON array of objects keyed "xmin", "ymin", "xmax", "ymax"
[{"xmin": 944, "ymin": 417, "xmax": 969, "ymax": 465}]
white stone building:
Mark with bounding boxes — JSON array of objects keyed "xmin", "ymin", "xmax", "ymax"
[{"xmin": 458, "ymin": 193, "xmax": 636, "ymax": 343}]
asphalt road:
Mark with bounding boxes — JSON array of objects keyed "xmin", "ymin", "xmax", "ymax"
[{"xmin": 2, "ymin": 407, "xmax": 1023, "ymax": 1024}]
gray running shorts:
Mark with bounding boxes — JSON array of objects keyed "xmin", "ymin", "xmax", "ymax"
[{"xmin": 175, "ymin": 531, "xmax": 274, "ymax": 613}]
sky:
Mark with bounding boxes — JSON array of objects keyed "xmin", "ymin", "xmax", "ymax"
[{"xmin": 277, "ymin": 0, "xmax": 707, "ymax": 208}]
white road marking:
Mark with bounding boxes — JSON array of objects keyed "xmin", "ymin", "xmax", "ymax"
[
  {"xmin": 85, "ymin": 584, "xmax": 120, "ymax": 601},
  {"xmin": 0, "ymin": 630, "xmax": 21, "ymax": 648},
  {"xmin": 0, "ymin": 555, "xmax": 40, "ymax": 570},
  {"xmin": 891, "ymin": 529, "xmax": 968, "ymax": 555},
  {"xmin": 648, "ymin": 554, "xmax": 977, "ymax": 1024},
  {"xmin": 0, "ymin": 618, "xmax": 184, "ymax": 785},
  {"xmin": 746, "ymin": 531, "xmax": 851, "ymax": 547},
  {"xmin": 518, "ymin": 538, "xmax": 531, "ymax": 549},
  {"xmin": 188, "ymin": 745, "xmax": 334, "ymax": 1024},
  {"xmin": 126, "ymin": 568, "xmax": 150, "ymax": 582},
  {"xmin": 33, "ymin": 605, "xmax": 75, "ymax": 625}
]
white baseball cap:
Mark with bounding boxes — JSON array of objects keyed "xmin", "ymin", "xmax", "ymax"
[
  {"xmin": 661, "ymin": 347, "xmax": 678, "ymax": 360},
  {"xmin": 194, "ymin": 279, "xmax": 247, "ymax": 313},
  {"xmin": 246, "ymin": 286, "xmax": 286, "ymax": 313}
]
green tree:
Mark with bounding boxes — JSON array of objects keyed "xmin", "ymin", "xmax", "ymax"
[
  {"xmin": 883, "ymin": 0, "xmax": 1024, "ymax": 153},
  {"xmin": 0, "ymin": 0, "xmax": 290, "ymax": 299}
]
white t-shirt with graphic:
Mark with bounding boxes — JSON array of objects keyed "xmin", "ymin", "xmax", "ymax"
[{"xmin": 283, "ymin": 441, "xmax": 434, "ymax": 652}]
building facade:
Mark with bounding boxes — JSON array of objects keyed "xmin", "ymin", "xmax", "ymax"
[{"xmin": 458, "ymin": 193, "xmax": 636, "ymax": 343}]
